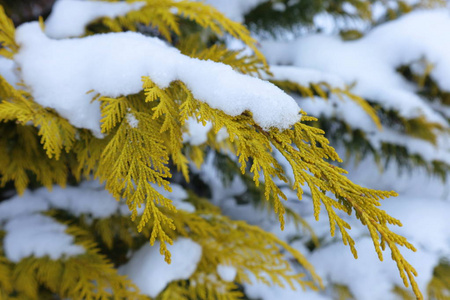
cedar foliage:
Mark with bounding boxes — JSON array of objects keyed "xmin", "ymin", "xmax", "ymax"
[{"xmin": 0, "ymin": 1, "xmax": 440, "ymax": 299}]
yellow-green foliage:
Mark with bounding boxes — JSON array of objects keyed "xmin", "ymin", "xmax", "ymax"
[
  {"xmin": 96, "ymin": 0, "xmax": 267, "ymax": 66},
  {"xmin": 272, "ymin": 78, "xmax": 448, "ymax": 176},
  {"xmin": 0, "ymin": 6, "xmax": 17, "ymax": 59},
  {"xmin": 0, "ymin": 227, "xmax": 147, "ymax": 300},
  {"xmin": 428, "ymin": 261, "xmax": 450, "ymax": 300},
  {"xmin": 51, "ymin": 199, "xmax": 322, "ymax": 300},
  {"xmin": 0, "ymin": 3, "xmax": 429, "ymax": 300},
  {"xmin": 178, "ymin": 39, "xmax": 268, "ymax": 78}
]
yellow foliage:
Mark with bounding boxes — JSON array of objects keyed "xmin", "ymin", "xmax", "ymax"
[
  {"xmin": 0, "ymin": 124, "xmax": 68, "ymax": 194},
  {"xmin": 0, "ymin": 5, "xmax": 18, "ymax": 59},
  {"xmin": 0, "ymin": 76, "xmax": 76, "ymax": 160},
  {"xmin": 48, "ymin": 201, "xmax": 320, "ymax": 299},
  {"xmin": 0, "ymin": 220, "xmax": 147, "ymax": 300},
  {"xmin": 96, "ymin": 0, "xmax": 266, "ymax": 65},
  {"xmin": 6, "ymin": 251, "xmax": 147, "ymax": 300},
  {"xmin": 0, "ymin": 3, "xmax": 430, "ymax": 299},
  {"xmin": 97, "ymin": 106, "xmax": 176, "ymax": 262},
  {"xmin": 177, "ymin": 36, "xmax": 269, "ymax": 77},
  {"xmin": 0, "ymin": 243, "xmax": 13, "ymax": 297}
]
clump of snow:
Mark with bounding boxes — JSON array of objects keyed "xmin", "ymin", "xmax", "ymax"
[
  {"xmin": 45, "ymin": 0, "xmax": 145, "ymax": 39},
  {"xmin": 0, "ymin": 181, "xmax": 125, "ymax": 262},
  {"xmin": 215, "ymin": 127, "xmax": 229, "ymax": 143},
  {"xmin": 36, "ymin": 182, "xmax": 123, "ymax": 218},
  {"xmin": 0, "ymin": 191, "xmax": 48, "ymax": 222},
  {"xmin": 217, "ymin": 264, "xmax": 237, "ymax": 282},
  {"xmin": 125, "ymin": 112, "xmax": 139, "ymax": 128},
  {"xmin": 0, "ymin": 57, "xmax": 19, "ymax": 87},
  {"xmin": 182, "ymin": 117, "xmax": 212, "ymax": 146},
  {"xmin": 120, "ymin": 238, "xmax": 202, "ymax": 297},
  {"xmin": 15, "ymin": 23, "xmax": 300, "ymax": 137},
  {"xmin": 3, "ymin": 214, "xmax": 84, "ymax": 262}
]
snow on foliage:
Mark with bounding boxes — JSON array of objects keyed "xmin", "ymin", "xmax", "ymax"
[
  {"xmin": 262, "ymin": 10, "xmax": 449, "ymax": 125},
  {"xmin": 15, "ymin": 22, "xmax": 300, "ymax": 137},
  {"xmin": 0, "ymin": 0, "xmax": 449, "ymax": 299},
  {"xmin": 216, "ymin": 264, "xmax": 237, "ymax": 282},
  {"xmin": 120, "ymin": 238, "xmax": 202, "ymax": 297},
  {"xmin": 3, "ymin": 214, "xmax": 84, "ymax": 263},
  {"xmin": 45, "ymin": 0, "xmax": 145, "ymax": 39},
  {"xmin": 0, "ymin": 181, "xmax": 193, "ymax": 263},
  {"xmin": 0, "ymin": 192, "xmax": 84, "ymax": 262},
  {"xmin": 262, "ymin": 9, "xmax": 450, "ymax": 165}
]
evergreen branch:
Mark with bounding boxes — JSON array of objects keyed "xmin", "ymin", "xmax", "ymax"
[
  {"xmin": 98, "ymin": 0, "xmax": 266, "ymax": 66},
  {"xmin": 167, "ymin": 80, "xmax": 421, "ymax": 298},
  {"xmin": 162, "ymin": 208, "xmax": 322, "ymax": 293},
  {"xmin": 97, "ymin": 108, "xmax": 177, "ymax": 262},
  {"xmin": 0, "ymin": 6, "xmax": 18, "ymax": 59},
  {"xmin": 178, "ymin": 37, "xmax": 268, "ymax": 77},
  {"xmin": 271, "ymin": 79, "xmax": 382, "ymax": 130}
]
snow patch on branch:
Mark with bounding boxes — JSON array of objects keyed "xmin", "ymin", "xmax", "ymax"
[
  {"xmin": 0, "ymin": 181, "xmax": 192, "ymax": 262},
  {"xmin": 261, "ymin": 9, "xmax": 450, "ymax": 126},
  {"xmin": 120, "ymin": 238, "xmax": 202, "ymax": 297},
  {"xmin": 3, "ymin": 214, "xmax": 84, "ymax": 262},
  {"xmin": 15, "ymin": 23, "xmax": 301, "ymax": 137},
  {"xmin": 45, "ymin": 0, "xmax": 146, "ymax": 39}
]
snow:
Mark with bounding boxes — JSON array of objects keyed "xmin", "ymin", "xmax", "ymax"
[
  {"xmin": 297, "ymin": 96, "xmax": 376, "ymax": 131},
  {"xmin": 35, "ymin": 183, "xmax": 123, "ymax": 218},
  {"xmin": 0, "ymin": 57, "xmax": 19, "ymax": 87},
  {"xmin": 4, "ymin": 1, "xmax": 450, "ymax": 298},
  {"xmin": 295, "ymin": 95, "xmax": 450, "ymax": 165},
  {"xmin": 0, "ymin": 181, "xmax": 125, "ymax": 262},
  {"xmin": 199, "ymin": 0, "xmax": 268, "ymax": 23},
  {"xmin": 45, "ymin": 0, "xmax": 145, "ymax": 39},
  {"xmin": 0, "ymin": 180, "xmax": 195, "ymax": 263},
  {"xmin": 0, "ymin": 191, "xmax": 49, "ymax": 221},
  {"xmin": 125, "ymin": 112, "xmax": 139, "ymax": 128},
  {"xmin": 182, "ymin": 117, "xmax": 212, "ymax": 146},
  {"xmin": 3, "ymin": 214, "xmax": 84, "ymax": 262},
  {"xmin": 198, "ymin": 146, "xmax": 450, "ymax": 300},
  {"xmin": 119, "ymin": 238, "xmax": 202, "ymax": 297},
  {"xmin": 261, "ymin": 9, "xmax": 450, "ymax": 126},
  {"xmin": 306, "ymin": 157, "xmax": 450, "ymax": 299},
  {"xmin": 261, "ymin": 9, "xmax": 450, "ymax": 165},
  {"xmin": 0, "ymin": 181, "xmax": 192, "ymax": 219},
  {"xmin": 309, "ymin": 237, "xmax": 423, "ymax": 300},
  {"xmin": 15, "ymin": 22, "xmax": 301, "ymax": 137},
  {"xmin": 217, "ymin": 264, "xmax": 237, "ymax": 282}
]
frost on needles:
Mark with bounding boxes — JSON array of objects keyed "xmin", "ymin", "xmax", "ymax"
[{"xmin": 0, "ymin": 1, "xmax": 433, "ymax": 299}]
